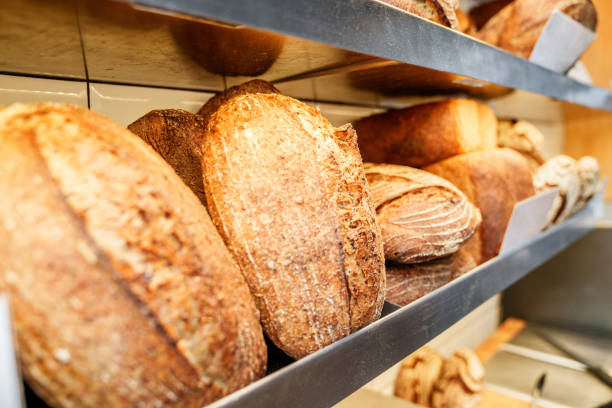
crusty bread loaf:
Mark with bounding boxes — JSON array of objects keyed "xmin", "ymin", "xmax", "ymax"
[
  {"xmin": 534, "ymin": 155, "xmax": 581, "ymax": 226},
  {"xmin": 432, "ymin": 349, "xmax": 484, "ymax": 408},
  {"xmin": 197, "ymin": 79, "xmax": 280, "ymax": 123},
  {"xmin": 573, "ymin": 156, "xmax": 600, "ymax": 213},
  {"xmin": 202, "ymin": 93, "xmax": 385, "ymax": 359},
  {"xmin": 365, "ymin": 163, "xmax": 481, "ymax": 264},
  {"xmin": 386, "ymin": 249, "xmax": 476, "ymax": 306},
  {"xmin": 477, "ymin": 0, "xmax": 598, "ymax": 59},
  {"xmin": 355, "ymin": 99, "xmax": 497, "ymax": 168},
  {"xmin": 170, "ymin": 19, "xmax": 284, "ymax": 76},
  {"xmin": 469, "ymin": 0, "xmax": 512, "ymax": 29},
  {"xmin": 381, "ymin": 0, "xmax": 459, "ymax": 29},
  {"xmin": 394, "ymin": 347, "xmax": 444, "ymax": 404},
  {"xmin": 128, "ymin": 109, "xmax": 207, "ymax": 204},
  {"xmin": 425, "ymin": 148, "xmax": 535, "ymax": 263},
  {"xmin": 497, "ymin": 118, "xmax": 546, "ymax": 172},
  {"xmin": 0, "ymin": 103, "xmax": 266, "ymax": 407}
]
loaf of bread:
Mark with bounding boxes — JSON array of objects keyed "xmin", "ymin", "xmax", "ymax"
[
  {"xmin": 468, "ymin": 0, "xmax": 512, "ymax": 29},
  {"xmin": 534, "ymin": 155, "xmax": 581, "ymax": 226},
  {"xmin": 425, "ymin": 148, "xmax": 535, "ymax": 263},
  {"xmin": 477, "ymin": 0, "xmax": 598, "ymax": 59},
  {"xmin": 497, "ymin": 118, "xmax": 545, "ymax": 172},
  {"xmin": 170, "ymin": 18, "xmax": 284, "ymax": 76},
  {"xmin": 432, "ymin": 349, "xmax": 484, "ymax": 408},
  {"xmin": 394, "ymin": 347, "xmax": 444, "ymax": 404},
  {"xmin": 355, "ymin": 99, "xmax": 497, "ymax": 168},
  {"xmin": 128, "ymin": 109, "xmax": 208, "ymax": 204},
  {"xmin": 381, "ymin": 0, "xmax": 459, "ymax": 29},
  {"xmin": 202, "ymin": 92, "xmax": 385, "ymax": 359},
  {"xmin": 365, "ymin": 163, "xmax": 481, "ymax": 264},
  {"xmin": 573, "ymin": 156, "xmax": 600, "ymax": 213},
  {"xmin": 386, "ymin": 249, "xmax": 476, "ymax": 306},
  {"xmin": 0, "ymin": 103, "xmax": 266, "ymax": 407}
]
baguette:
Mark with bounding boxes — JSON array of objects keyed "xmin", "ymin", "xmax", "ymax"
[
  {"xmin": 365, "ymin": 163, "xmax": 481, "ymax": 264},
  {"xmin": 202, "ymin": 93, "xmax": 385, "ymax": 359},
  {"xmin": 0, "ymin": 103, "xmax": 266, "ymax": 407}
]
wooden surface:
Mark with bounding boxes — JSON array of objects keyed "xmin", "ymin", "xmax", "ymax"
[{"xmin": 564, "ymin": 0, "xmax": 612, "ymax": 201}]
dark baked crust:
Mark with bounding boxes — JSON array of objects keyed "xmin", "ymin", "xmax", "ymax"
[
  {"xmin": 381, "ymin": 0, "xmax": 459, "ymax": 29},
  {"xmin": 202, "ymin": 93, "xmax": 385, "ymax": 358},
  {"xmin": 0, "ymin": 103, "xmax": 266, "ymax": 407}
]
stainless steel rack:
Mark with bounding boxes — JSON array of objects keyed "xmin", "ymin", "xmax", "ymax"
[
  {"xmin": 205, "ymin": 192, "xmax": 604, "ymax": 408},
  {"xmin": 128, "ymin": 0, "xmax": 612, "ymax": 110}
]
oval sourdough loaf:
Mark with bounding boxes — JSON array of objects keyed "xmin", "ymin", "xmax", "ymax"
[
  {"xmin": 202, "ymin": 93, "xmax": 386, "ymax": 359},
  {"xmin": 425, "ymin": 148, "xmax": 535, "ymax": 263},
  {"xmin": 365, "ymin": 163, "xmax": 481, "ymax": 264},
  {"xmin": 386, "ymin": 249, "xmax": 476, "ymax": 306},
  {"xmin": 355, "ymin": 99, "xmax": 497, "ymax": 168},
  {"xmin": 477, "ymin": 0, "xmax": 598, "ymax": 59},
  {"xmin": 0, "ymin": 103, "xmax": 266, "ymax": 407}
]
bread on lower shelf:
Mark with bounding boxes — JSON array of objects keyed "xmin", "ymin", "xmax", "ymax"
[
  {"xmin": 355, "ymin": 99, "xmax": 497, "ymax": 168},
  {"xmin": 394, "ymin": 347, "xmax": 444, "ymax": 404},
  {"xmin": 365, "ymin": 163, "xmax": 481, "ymax": 264},
  {"xmin": 425, "ymin": 148, "xmax": 535, "ymax": 264},
  {"xmin": 0, "ymin": 103, "xmax": 266, "ymax": 407},
  {"xmin": 202, "ymin": 90, "xmax": 386, "ymax": 359}
]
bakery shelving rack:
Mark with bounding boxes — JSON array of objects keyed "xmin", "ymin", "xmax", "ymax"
[{"xmin": 1, "ymin": 0, "xmax": 610, "ymax": 407}]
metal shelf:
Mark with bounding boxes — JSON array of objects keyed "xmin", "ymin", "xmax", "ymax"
[
  {"xmin": 129, "ymin": 0, "xmax": 612, "ymax": 111},
  {"xmin": 205, "ymin": 191, "xmax": 604, "ymax": 408}
]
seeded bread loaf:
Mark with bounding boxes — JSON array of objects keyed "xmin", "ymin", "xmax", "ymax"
[
  {"xmin": 381, "ymin": 0, "xmax": 459, "ymax": 29},
  {"xmin": 0, "ymin": 103, "xmax": 266, "ymax": 407},
  {"xmin": 365, "ymin": 163, "xmax": 481, "ymax": 264},
  {"xmin": 202, "ymin": 93, "xmax": 385, "ymax": 359},
  {"xmin": 425, "ymin": 148, "xmax": 535, "ymax": 263},
  {"xmin": 355, "ymin": 99, "xmax": 497, "ymax": 168},
  {"xmin": 477, "ymin": 0, "xmax": 598, "ymax": 59}
]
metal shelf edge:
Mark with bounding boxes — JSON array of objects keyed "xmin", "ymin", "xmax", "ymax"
[
  {"xmin": 130, "ymin": 0, "xmax": 612, "ymax": 111},
  {"xmin": 206, "ymin": 192, "xmax": 603, "ymax": 408}
]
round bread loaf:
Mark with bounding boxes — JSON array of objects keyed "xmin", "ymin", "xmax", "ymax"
[
  {"xmin": 0, "ymin": 103, "xmax": 266, "ymax": 407},
  {"xmin": 202, "ymin": 93, "xmax": 386, "ymax": 359}
]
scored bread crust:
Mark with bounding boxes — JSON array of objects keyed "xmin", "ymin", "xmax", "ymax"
[
  {"xmin": 128, "ymin": 109, "xmax": 207, "ymax": 204},
  {"xmin": 202, "ymin": 93, "xmax": 385, "ymax": 358},
  {"xmin": 477, "ymin": 0, "xmax": 598, "ymax": 58},
  {"xmin": 365, "ymin": 163, "xmax": 481, "ymax": 264},
  {"xmin": 355, "ymin": 99, "xmax": 497, "ymax": 168},
  {"xmin": 0, "ymin": 103, "xmax": 266, "ymax": 407},
  {"xmin": 425, "ymin": 148, "xmax": 535, "ymax": 263},
  {"xmin": 381, "ymin": 0, "xmax": 459, "ymax": 29}
]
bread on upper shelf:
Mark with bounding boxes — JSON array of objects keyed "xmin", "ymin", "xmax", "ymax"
[
  {"xmin": 477, "ymin": 0, "xmax": 598, "ymax": 59},
  {"xmin": 425, "ymin": 148, "xmax": 535, "ymax": 264},
  {"xmin": 380, "ymin": 0, "xmax": 459, "ymax": 30},
  {"xmin": 355, "ymin": 99, "xmax": 497, "ymax": 168},
  {"xmin": 0, "ymin": 103, "xmax": 266, "ymax": 407},
  {"xmin": 365, "ymin": 163, "xmax": 481, "ymax": 264},
  {"xmin": 202, "ymin": 87, "xmax": 386, "ymax": 359}
]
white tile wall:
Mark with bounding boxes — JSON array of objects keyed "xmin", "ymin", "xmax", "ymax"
[
  {"xmin": 0, "ymin": 74, "xmax": 87, "ymax": 107},
  {"xmin": 89, "ymin": 82, "xmax": 215, "ymax": 126}
]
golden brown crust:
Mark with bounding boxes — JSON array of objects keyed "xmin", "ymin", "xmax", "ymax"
[
  {"xmin": 197, "ymin": 79, "xmax": 280, "ymax": 123},
  {"xmin": 386, "ymin": 249, "xmax": 475, "ymax": 306},
  {"xmin": 381, "ymin": 0, "xmax": 459, "ymax": 29},
  {"xmin": 456, "ymin": 9, "xmax": 477, "ymax": 35},
  {"xmin": 469, "ymin": 0, "xmax": 513, "ymax": 29},
  {"xmin": 394, "ymin": 347, "xmax": 445, "ymax": 404},
  {"xmin": 128, "ymin": 109, "xmax": 207, "ymax": 204},
  {"xmin": 202, "ymin": 93, "xmax": 385, "ymax": 358},
  {"xmin": 0, "ymin": 103, "xmax": 266, "ymax": 407},
  {"xmin": 425, "ymin": 149, "xmax": 535, "ymax": 263},
  {"xmin": 432, "ymin": 349, "xmax": 484, "ymax": 408},
  {"xmin": 365, "ymin": 163, "xmax": 481, "ymax": 264},
  {"xmin": 355, "ymin": 99, "xmax": 497, "ymax": 168},
  {"xmin": 477, "ymin": 0, "xmax": 598, "ymax": 58}
]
